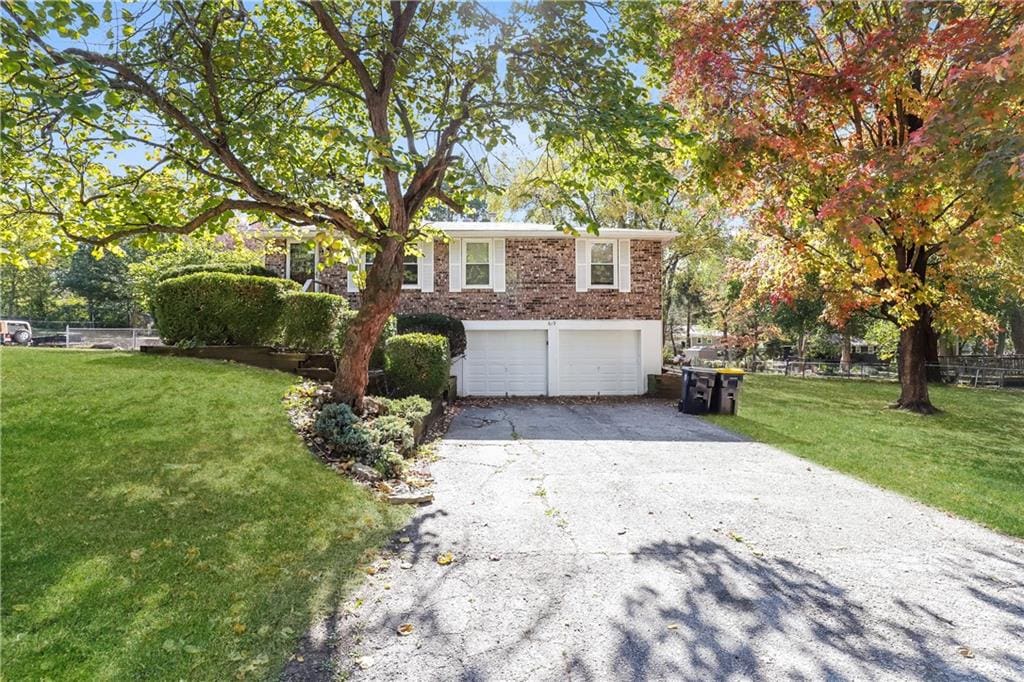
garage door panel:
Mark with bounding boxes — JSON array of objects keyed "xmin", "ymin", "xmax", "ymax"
[
  {"xmin": 558, "ymin": 330, "xmax": 640, "ymax": 396},
  {"xmin": 464, "ymin": 330, "xmax": 547, "ymax": 396}
]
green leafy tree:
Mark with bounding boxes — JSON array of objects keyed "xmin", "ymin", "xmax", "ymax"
[{"xmin": 3, "ymin": 1, "xmax": 677, "ymax": 407}]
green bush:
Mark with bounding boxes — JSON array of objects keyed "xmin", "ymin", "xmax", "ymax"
[
  {"xmin": 384, "ymin": 333, "xmax": 450, "ymax": 398},
  {"xmin": 367, "ymin": 415, "xmax": 415, "ymax": 454},
  {"xmin": 314, "ymin": 402, "xmax": 410, "ymax": 477},
  {"xmin": 397, "ymin": 313, "xmax": 466, "ymax": 357},
  {"xmin": 336, "ymin": 311, "xmax": 397, "ymax": 369},
  {"xmin": 314, "ymin": 402, "xmax": 359, "ymax": 441},
  {"xmin": 158, "ymin": 262, "xmax": 277, "ymax": 283},
  {"xmin": 154, "ymin": 272, "xmax": 298, "ymax": 345},
  {"xmin": 383, "ymin": 396, "xmax": 431, "ymax": 423},
  {"xmin": 280, "ymin": 292, "xmax": 349, "ymax": 352}
]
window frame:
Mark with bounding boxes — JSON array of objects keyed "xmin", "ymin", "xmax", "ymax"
[
  {"xmin": 286, "ymin": 240, "xmax": 319, "ymax": 291},
  {"xmin": 587, "ymin": 239, "xmax": 617, "ymax": 289},
  {"xmin": 462, "ymin": 239, "xmax": 492, "ymax": 290},
  {"xmin": 401, "ymin": 251, "xmax": 420, "ymax": 290}
]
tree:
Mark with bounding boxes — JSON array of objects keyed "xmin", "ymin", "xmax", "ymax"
[
  {"xmin": 661, "ymin": 2, "xmax": 1024, "ymax": 412},
  {"xmin": 61, "ymin": 245, "xmax": 144, "ymax": 325},
  {"xmin": 3, "ymin": 1, "xmax": 677, "ymax": 407}
]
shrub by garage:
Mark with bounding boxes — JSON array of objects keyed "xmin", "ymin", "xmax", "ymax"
[
  {"xmin": 154, "ymin": 272, "xmax": 298, "ymax": 345},
  {"xmin": 396, "ymin": 313, "xmax": 466, "ymax": 357},
  {"xmin": 384, "ymin": 333, "xmax": 450, "ymax": 399},
  {"xmin": 279, "ymin": 292, "xmax": 349, "ymax": 352}
]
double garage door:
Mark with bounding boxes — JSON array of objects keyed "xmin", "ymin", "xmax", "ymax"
[{"xmin": 462, "ymin": 329, "xmax": 641, "ymax": 397}]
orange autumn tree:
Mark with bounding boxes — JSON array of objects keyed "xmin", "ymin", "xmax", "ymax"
[{"xmin": 664, "ymin": 1, "xmax": 1024, "ymax": 413}]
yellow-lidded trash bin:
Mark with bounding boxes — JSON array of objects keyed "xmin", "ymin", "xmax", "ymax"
[{"xmin": 713, "ymin": 368, "xmax": 745, "ymax": 415}]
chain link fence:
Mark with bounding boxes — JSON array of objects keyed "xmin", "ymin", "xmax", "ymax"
[{"xmin": 60, "ymin": 327, "xmax": 164, "ymax": 351}]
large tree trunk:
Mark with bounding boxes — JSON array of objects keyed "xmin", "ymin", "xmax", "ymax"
[
  {"xmin": 840, "ymin": 331, "xmax": 852, "ymax": 373},
  {"xmin": 1009, "ymin": 304, "xmax": 1024, "ymax": 354},
  {"xmin": 923, "ymin": 307, "xmax": 942, "ymax": 382},
  {"xmin": 332, "ymin": 238, "xmax": 405, "ymax": 410},
  {"xmin": 894, "ymin": 308, "xmax": 937, "ymax": 414}
]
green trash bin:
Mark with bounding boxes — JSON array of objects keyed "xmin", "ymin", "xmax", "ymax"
[
  {"xmin": 679, "ymin": 367, "xmax": 717, "ymax": 414},
  {"xmin": 712, "ymin": 368, "xmax": 745, "ymax": 415}
]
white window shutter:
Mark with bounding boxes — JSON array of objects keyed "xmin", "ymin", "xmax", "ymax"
[
  {"xmin": 448, "ymin": 238, "xmax": 462, "ymax": 292},
  {"xmin": 618, "ymin": 239, "xmax": 631, "ymax": 293},
  {"xmin": 492, "ymin": 238, "xmax": 506, "ymax": 292},
  {"xmin": 575, "ymin": 239, "xmax": 588, "ymax": 292},
  {"xmin": 420, "ymin": 240, "xmax": 434, "ymax": 292}
]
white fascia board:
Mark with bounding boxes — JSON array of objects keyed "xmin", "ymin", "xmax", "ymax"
[{"xmin": 249, "ymin": 221, "xmax": 675, "ymax": 242}]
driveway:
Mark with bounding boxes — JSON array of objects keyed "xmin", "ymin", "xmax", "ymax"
[{"xmin": 286, "ymin": 401, "xmax": 1024, "ymax": 681}]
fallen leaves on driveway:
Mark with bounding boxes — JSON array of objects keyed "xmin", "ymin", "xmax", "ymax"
[{"xmin": 436, "ymin": 552, "xmax": 455, "ymax": 566}]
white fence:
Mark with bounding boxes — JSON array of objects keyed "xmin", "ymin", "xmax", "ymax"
[{"xmin": 65, "ymin": 327, "xmax": 163, "ymax": 351}]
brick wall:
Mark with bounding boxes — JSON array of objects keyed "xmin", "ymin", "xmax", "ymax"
[{"xmin": 267, "ymin": 238, "xmax": 662, "ymax": 320}]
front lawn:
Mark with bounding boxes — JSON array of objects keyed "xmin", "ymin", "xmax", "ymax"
[
  {"xmin": 1, "ymin": 348, "xmax": 405, "ymax": 680},
  {"xmin": 705, "ymin": 375, "xmax": 1024, "ymax": 537}
]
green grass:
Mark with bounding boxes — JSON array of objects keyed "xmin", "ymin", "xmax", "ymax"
[
  {"xmin": 705, "ymin": 374, "xmax": 1024, "ymax": 537},
  {"xmin": 1, "ymin": 348, "xmax": 406, "ymax": 680}
]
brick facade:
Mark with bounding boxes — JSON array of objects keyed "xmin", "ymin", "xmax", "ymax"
[{"xmin": 266, "ymin": 238, "xmax": 663, "ymax": 320}]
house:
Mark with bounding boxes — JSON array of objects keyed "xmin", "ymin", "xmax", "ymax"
[{"xmin": 263, "ymin": 222, "xmax": 675, "ymax": 397}]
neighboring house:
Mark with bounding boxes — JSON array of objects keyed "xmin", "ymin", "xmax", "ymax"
[{"xmin": 262, "ymin": 222, "xmax": 675, "ymax": 397}]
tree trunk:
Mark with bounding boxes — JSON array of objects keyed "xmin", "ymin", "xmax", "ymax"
[
  {"xmin": 995, "ymin": 330, "xmax": 1006, "ymax": 356},
  {"xmin": 1009, "ymin": 304, "xmax": 1024, "ymax": 354},
  {"xmin": 840, "ymin": 331, "xmax": 852, "ymax": 373},
  {"xmin": 894, "ymin": 309, "xmax": 937, "ymax": 414},
  {"xmin": 685, "ymin": 307, "xmax": 692, "ymax": 348},
  {"xmin": 923, "ymin": 307, "xmax": 941, "ymax": 382},
  {"xmin": 332, "ymin": 238, "xmax": 405, "ymax": 410}
]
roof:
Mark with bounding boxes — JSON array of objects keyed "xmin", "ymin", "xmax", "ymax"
[{"xmin": 251, "ymin": 221, "xmax": 677, "ymax": 242}]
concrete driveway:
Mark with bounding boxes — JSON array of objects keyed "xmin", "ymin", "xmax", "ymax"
[{"xmin": 286, "ymin": 401, "xmax": 1024, "ymax": 681}]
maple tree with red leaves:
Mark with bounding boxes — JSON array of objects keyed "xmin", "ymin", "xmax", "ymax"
[{"xmin": 664, "ymin": 1, "xmax": 1024, "ymax": 413}]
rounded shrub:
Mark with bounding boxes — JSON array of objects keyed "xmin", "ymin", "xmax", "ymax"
[
  {"xmin": 280, "ymin": 292, "xmax": 349, "ymax": 352},
  {"xmin": 397, "ymin": 313, "xmax": 466, "ymax": 357},
  {"xmin": 154, "ymin": 272, "xmax": 298, "ymax": 346},
  {"xmin": 384, "ymin": 333, "xmax": 450, "ymax": 398},
  {"xmin": 158, "ymin": 262, "xmax": 278, "ymax": 282}
]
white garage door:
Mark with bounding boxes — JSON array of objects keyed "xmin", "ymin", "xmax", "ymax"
[
  {"xmin": 558, "ymin": 330, "xmax": 641, "ymax": 396},
  {"xmin": 463, "ymin": 330, "xmax": 548, "ymax": 396}
]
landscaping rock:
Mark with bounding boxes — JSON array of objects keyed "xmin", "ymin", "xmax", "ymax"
[
  {"xmin": 351, "ymin": 463, "xmax": 382, "ymax": 481},
  {"xmin": 387, "ymin": 492, "xmax": 434, "ymax": 505}
]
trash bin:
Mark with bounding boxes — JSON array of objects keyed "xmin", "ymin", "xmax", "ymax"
[
  {"xmin": 712, "ymin": 368, "xmax": 745, "ymax": 415},
  {"xmin": 679, "ymin": 367, "xmax": 717, "ymax": 414}
]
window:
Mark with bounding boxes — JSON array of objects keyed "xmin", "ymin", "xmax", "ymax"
[
  {"xmin": 288, "ymin": 241, "xmax": 316, "ymax": 286},
  {"xmin": 464, "ymin": 240, "xmax": 491, "ymax": 288},
  {"xmin": 403, "ymin": 252, "xmax": 419, "ymax": 287},
  {"xmin": 364, "ymin": 252, "xmax": 375, "ymax": 269},
  {"xmin": 590, "ymin": 241, "xmax": 615, "ymax": 287}
]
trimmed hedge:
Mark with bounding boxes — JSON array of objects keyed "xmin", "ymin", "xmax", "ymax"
[
  {"xmin": 157, "ymin": 262, "xmax": 278, "ymax": 282},
  {"xmin": 336, "ymin": 311, "xmax": 397, "ymax": 368},
  {"xmin": 154, "ymin": 272, "xmax": 298, "ymax": 345},
  {"xmin": 397, "ymin": 313, "xmax": 466, "ymax": 357},
  {"xmin": 280, "ymin": 292, "xmax": 349, "ymax": 352},
  {"xmin": 384, "ymin": 333, "xmax": 450, "ymax": 398}
]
